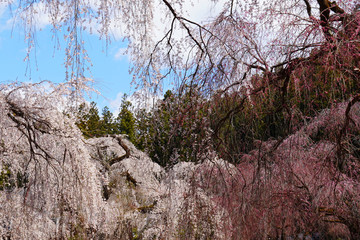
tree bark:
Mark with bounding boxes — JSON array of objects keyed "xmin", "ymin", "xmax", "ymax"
[
  {"xmin": 108, "ymin": 135, "xmax": 131, "ymax": 166},
  {"xmin": 316, "ymin": 0, "xmax": 345, "ymax": 39}
]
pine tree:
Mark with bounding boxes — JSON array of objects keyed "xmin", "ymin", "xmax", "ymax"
[
  {"xmin": 116, "ymin": 95, "xmax": 136, "ymax": 142},
  {"xmin": 101, "ymin": 106, "xmax": 116, "ymax": 134},
  {"xmin": 134, "ymin": 108, "xmax": 152, "ymax": 151},
  {"xmin": 75, "ymin": 103, "xmax": 88, "ymax": 134},
  {"xmin": 75, "ymin": 101, "xmax": 102, "ymax": 137}
]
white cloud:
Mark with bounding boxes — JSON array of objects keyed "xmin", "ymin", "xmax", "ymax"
[
  {"xmin": 109, "ymin": 89, "xmax": 161, "ymax": 115},
  {"xmin": 0, "ymin": 4, "xmax": 6, "ymax": 18},
  {"xmin": 0, "ymin": 1, "xmax": 12, "ymax": 31},
  {"xmin": 183, "ymin": 0, "xmax": 226, "ymax": 23},
  {"xmin": 2, "ymin": 0, "xmax": 227, "ymax": 63},
  {"xmin": 109, "ymin": 91, "xmax": 124, "ymax": 116},
  {"xmin": 32, "ymin": 3, "xmax": 52, "ymax": 30},
  {"xmin": 151, "ymin": 0, "xmax": 226, "ymax": 38},
  {"xmin": 102, "ymin": 0, "xmax": 227, "ymax": 65},
  {"xmin": 114, "ymin": 47, "xmax": 129, "ymax": 61},
  {"xmin": 0, "ymin": 0, "xmax": 14, "ymax": 13},
  {"xmin": 129, "ymin": 88, "xmax": 160, "ymax": 112},
  {"xmin": 2, "ymin": 1, "xmax": 53, "ymax": 32}
]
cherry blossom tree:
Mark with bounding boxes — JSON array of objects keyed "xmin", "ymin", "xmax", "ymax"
[
  {"xmin": 5, "ymin": 0, "xmax": 356, "ymax": 91},
  {"xmin": 1, "ymin": 0, "xmax": 360, "ymax": 239},
  {"xmin": 10, "ymin": 0, "xmax": 359, "ymax": 157},
  {"xmin": 0, "ymin": 82, "xmax": 105, "ymax": 238}
]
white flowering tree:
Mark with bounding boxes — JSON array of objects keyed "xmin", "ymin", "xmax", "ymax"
[
  {"xmin": 5, "ymin": 0, "xmax": 356, "ymax": 92},
  {"xmin": 1, "ymin": 0, "xmax": 360, "ymax": 238},
  {"xmin": 0, "ymin": 82, "xmax": 104, "ymax": 238}
]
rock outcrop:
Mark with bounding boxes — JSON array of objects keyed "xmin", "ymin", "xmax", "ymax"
[{"xmin": 86, "ymin": 135, "xmax": 228, "ymax": 239}]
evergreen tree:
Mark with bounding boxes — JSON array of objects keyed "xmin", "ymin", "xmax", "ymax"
[
  {"xmin": 135, "ymin": 89, "xmax": 210, "ymax": 167},
  {"xmin": 75, "ymin": 101, "xmax": 102, "ymax": 137},
  {"xmin": 100, "ymin": 106, "xmax": 117, "ymax": 134},
  {"xmin": 134, "ymin": 108, "xmax": 152, "ymax": 151},
  {"xmin": 87, "ymin": 102, "xmax": 101, "ymax": 136},
  {"xmin": 116, "ymin": 95, "xmax": 136, "ymax": 142},
  {"xmin": 75, "ymin": 102, "xmax": 88, "ymax": 134}
]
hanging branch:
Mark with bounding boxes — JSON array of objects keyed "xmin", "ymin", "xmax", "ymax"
[
  {"xmin": 336, "ymin": 94, "xmax": 360, "ymax": 171},
  {"xmin": 107, "ymin": 134, "xmax": 131, "ymax": 166}
]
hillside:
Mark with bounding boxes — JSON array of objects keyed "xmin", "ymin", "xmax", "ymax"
[{"xmin": 1, "ymin": 82, "xmax": 360, "ymax": 239}]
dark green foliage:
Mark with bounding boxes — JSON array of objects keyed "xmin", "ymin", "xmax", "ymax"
[
  {"xmin": 209, "ymin": 89, "xmax": 288, "ymax": 163},
  {"xmin": 75, "ymin": 98, "xmax": 137, "ymax": 145},
  {"xmin": 210, "ymin": 44, "xmax": 360, "ymax": 163},
  {"xmin": 16, "ymin": 171, "xmax": 29, "ymax": 188},
  {"xmin": 0, "ymin": 166, "xmax": 13, "ymax": 191},
  {"xmin": 0, "ymin": 166, "xmax": 28, "ymax": 191},
  {"xmin": 135, "ymin": 88, "xmax": 210, "ymax": 167},
  {"xmin": 100, "ymin": 106, "xmax": 118, "ymax": 135},
  {"xmin": 133, "ymin": 109, "xmax": 152, "ymax": 151},
  {"xmin": 116, "ymin": 95, "xmax": 136, "ymax": 142},
  {"xmin": 131, "ymin": 92, "xmax": 172, "ymax": 166},
  {"xmin": 144, "ymin": 94, "xmax": 173, "ymax": 166},
  {"xmin": 76, "ymin": 101, "xmax": 102, "ymax": 137},
  {"xmin": 73, "ymin": 49, "xmax": 360, "ymax": 167},
  {"xmin": 86, "ymin": 102, "xmax": 102, "ymax": 136}
]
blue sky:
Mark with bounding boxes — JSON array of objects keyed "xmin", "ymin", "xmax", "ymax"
[
  {"xmin": 0, "ymin": 0, "xmax": 224, "ymax": 114},
  {"xmin": 0, "ymin": 6, "xmax": 134, "ymax": 114}
]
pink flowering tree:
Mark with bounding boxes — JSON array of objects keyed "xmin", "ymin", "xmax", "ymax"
[{"xmin": 1, "ymin": 0, "xmax": 360, "ymax": 238}]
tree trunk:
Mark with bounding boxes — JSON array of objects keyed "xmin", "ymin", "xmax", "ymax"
[{"xmin": 316, "ymin": 0, "xmax": 345, "ymax": 39}]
